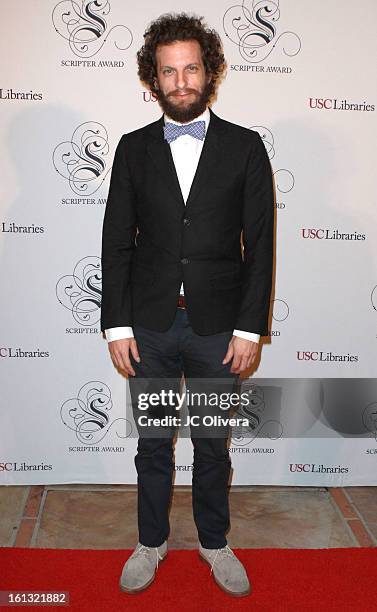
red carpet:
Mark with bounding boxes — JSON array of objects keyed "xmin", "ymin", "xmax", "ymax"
[{"xmin": 1, "ymin": 547, "xmax": 377, "ymax": 611}]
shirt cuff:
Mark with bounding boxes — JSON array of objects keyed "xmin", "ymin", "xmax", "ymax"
[
  {"xmin": 233, "ymin": 329, "xmax": 260, "ymax": 343},
  {"xmin": 105, "ymin": 327, "xmax": 134, "ymax": 342}
]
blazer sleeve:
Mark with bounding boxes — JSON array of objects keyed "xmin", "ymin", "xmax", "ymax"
[
  {"xmin": 234, "ymin": 132, "xmax": 275, "ymax": 336},
  {"xmin": 100, "ymin": 135, "xmax": 137, "ymax": 332}
]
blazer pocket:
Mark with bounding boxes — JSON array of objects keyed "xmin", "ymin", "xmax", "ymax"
[
  {"xmin": 130, "ymin": 261, "xmax": 156, "ymax": 285},
  {"xmin": 210, "ymin": 270, "xmax": 242, "ymax": 290}
]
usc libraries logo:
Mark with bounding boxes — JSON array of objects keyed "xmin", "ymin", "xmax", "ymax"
[
  {"xmin": 297, "ymin": 351, "xmax": 358, "ymax": 363},
  {"xmin": 301, "ymin": 228, "xmax": 366, "ymax": 241},
  {"xmin": 290, "ymin": 463, "xmax": 349, "ymax": 474},
  {"xmin": 309, "ymin": 98, "xmax": 374, "ymax": 112}
]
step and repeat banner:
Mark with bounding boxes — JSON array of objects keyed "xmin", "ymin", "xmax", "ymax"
[{"xmin": 1, "ymin": 0, "xmax": 376, "ymax": 486}]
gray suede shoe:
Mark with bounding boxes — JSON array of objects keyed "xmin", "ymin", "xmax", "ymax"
[
  {"xmin": 119, "ymin": 541, "xmax": 168, "ymax": 593},
  {"xmin": 199, "ymin": 544, "xmax": 251, "ymax": 597}
]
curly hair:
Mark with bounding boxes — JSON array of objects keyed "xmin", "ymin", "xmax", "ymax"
[{"xmin": 137, "ymin": 12, "xmax": 226, "ymax": 98}]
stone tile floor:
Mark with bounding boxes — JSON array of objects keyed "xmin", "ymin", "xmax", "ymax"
[{"xmin": 0, "ymin": 485, "xmax": 376, "ymax": 549}]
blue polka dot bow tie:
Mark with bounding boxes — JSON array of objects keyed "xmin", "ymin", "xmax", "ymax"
[{"xmin": 163, "ymin": 120, "xmax": 206, "ymax": 144}]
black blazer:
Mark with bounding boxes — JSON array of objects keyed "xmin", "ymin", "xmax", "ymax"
[{"xmin": 100, "ymin": 107, "xmax": 275, "ymax": 336}]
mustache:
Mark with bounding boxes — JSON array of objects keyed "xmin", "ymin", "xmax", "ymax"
[{"xmin": 168, "ymin": 89, "xmax": 199, "ymax": 97}]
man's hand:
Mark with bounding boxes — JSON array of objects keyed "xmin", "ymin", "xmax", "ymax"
[
  {"xmin": 108, "ymin": 338, "xmax": 140, "ymax": 376},
  {"xmin": 222, "ymin": 336, "xmax": 259, "ymax": 374}
]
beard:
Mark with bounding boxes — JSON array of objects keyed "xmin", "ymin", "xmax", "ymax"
[{"xmin": 156, "ymin": 80, "xmax": 212, "ymax": 123}]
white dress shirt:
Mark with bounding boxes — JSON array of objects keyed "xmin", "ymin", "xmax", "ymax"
[{"xmin": 105, "ymin": 107, "xmax": 260, "ymax": 344}]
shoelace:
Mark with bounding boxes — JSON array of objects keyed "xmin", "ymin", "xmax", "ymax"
[
  {"xmin": 208, "ymin": 545, "xmax": 236, "ymax": 574},
  {"xmin": 134, "ymin": 544, "xmax": 164, "ymax": 569}
]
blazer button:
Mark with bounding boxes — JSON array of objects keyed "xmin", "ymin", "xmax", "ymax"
[
  {"xmin": 181, "ymin": 258, "xmax": 190, "ymax": 264},
  {"xmin": 183, "ymin": 217, "xmax": 190, "ymax": 226}
]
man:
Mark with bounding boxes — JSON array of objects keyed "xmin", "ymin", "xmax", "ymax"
[{"xmin": 101, "ymin": 12, "xmax": 274, "ymax": 597}]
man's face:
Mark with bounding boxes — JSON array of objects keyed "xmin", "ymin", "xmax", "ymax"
[{"xmin": 154, "ymin": 39, "xmax": 212, "ymax": 123}]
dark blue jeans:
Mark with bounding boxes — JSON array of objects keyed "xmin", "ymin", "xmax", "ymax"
[{"xmin": 128, "ymin": 307, "xmax": 239, "ymax": 549}]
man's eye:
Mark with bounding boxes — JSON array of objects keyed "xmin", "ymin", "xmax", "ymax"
[{"xmin": 163, "ymin": 69, "xmax": 172, "ymax": 74}]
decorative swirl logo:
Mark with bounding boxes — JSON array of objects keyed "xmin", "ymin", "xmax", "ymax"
[
  {"xmin": 272, "ymin": 298, "xmax": 289, "ymax": 322},
  {"xmin": 56, "ymin": 256, "xmax": 102, "ymax": 326},
  {"xmin": 223, "ymin": 0, "xmax": 301, "ymax": 64},
  {"xmin": 61, "ymin": 381, "xmax": 133, "ymax": 444},
  {"xmin": 52, "ymin": 0, "xmax": 133, "ymax": 58},
  {"xmin": 231, "ymin": 383, "xmax": 283, "ymax": 446},
  {"xmin": 362, "ymin": 402, "xmax": 377, "ymax": 440},
  {"xmin": 371, "ymin": 285, "xmax": 377, "ymax": 312},
  {"xmin": 53, "ymin": 122, "xmax": 111, "ymax": 196},
  {"xmin": 253, "ymin": 126, "xmax": 295, "ymax": 193}
]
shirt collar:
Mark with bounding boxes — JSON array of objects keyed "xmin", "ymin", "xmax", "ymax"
[{"xmin": 163, "ymin": 106, "xmax": 210, "ymax": 132}]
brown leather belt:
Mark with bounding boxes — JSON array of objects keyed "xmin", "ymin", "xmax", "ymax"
[{"xmin": 177, "ymin": 295, "xmax": 186, "ymax": 309}]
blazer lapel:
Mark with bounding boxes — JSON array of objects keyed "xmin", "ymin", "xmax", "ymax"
[
  {"xmin": 185, "ymin": 108, "xmax": 223, "ymax": 210},
  {"xmin": 146, "ymin": 107, "xmax": 224, "ymax": 212},
  {"xmin": 146, "ymin": 116, "xmax": 186, "ymax": 211}
]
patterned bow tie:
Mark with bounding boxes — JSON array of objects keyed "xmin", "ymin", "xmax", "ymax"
[{"xmin": 163, "ymin": 120, "xmax": 206, "ymax": 144}]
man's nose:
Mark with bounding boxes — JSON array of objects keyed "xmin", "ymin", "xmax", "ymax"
[{"xmin": 175, "ymin": 70, "xmax": 188, "ymax": 90}]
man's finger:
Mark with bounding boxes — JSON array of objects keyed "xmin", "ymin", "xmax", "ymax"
[
  {"xmin": 110, "ymin": 351, "xmax": 120, "ymax": 370},
  {"xmin": 118, "ymin": 350, "xmax": 136, "ymax": 376},
  {"xmin": 231, "ymin": 350, "xmax": 252, "ymax": 373},
  {"xmin": 111, "ymin": 346, "xmax": 135, "ymax": 376},
  {"xmin": 247, "ymin": 352, "xmax": 257, "ymax": 369},
  {"xmin": 222, "ymin": 341, "xmax": 234, "ymax": 364},
  {"xmin": 230, "ymin": 352, "xmax": 242, "ymax": 371},
  {"xmin": 130, "ymin": 340, "xmax": 141, "ymax": 363},
  {"xmin": 239, "ymin": 355, "xmax": 251, "ymax": 373},
  {"xmin": 110, "ymin": 349, "xmax": 124, "ymax": 373}
]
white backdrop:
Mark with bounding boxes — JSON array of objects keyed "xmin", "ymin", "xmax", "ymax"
[{"xmin": 1, "ymin": 0, "xmax": 376, "ymax": 486}]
